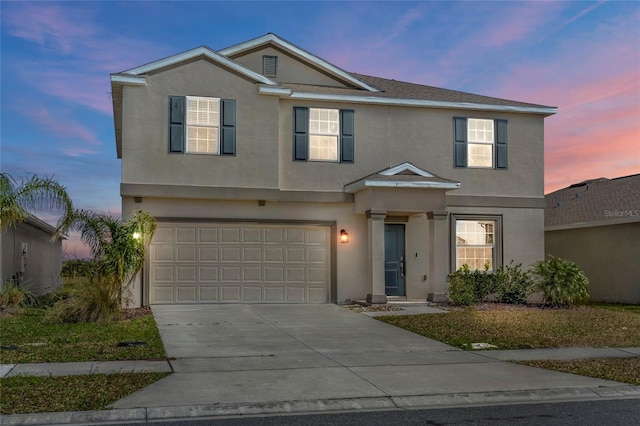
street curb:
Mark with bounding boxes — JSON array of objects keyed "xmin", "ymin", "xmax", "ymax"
[{"xmin": 3, "ymin": 385, "xmax": 640, "ymax": 425}]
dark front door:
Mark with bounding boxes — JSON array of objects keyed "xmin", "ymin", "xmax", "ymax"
[{"xmin": 384, "ymin": 224, "xmax": 406, "ymax": 296}]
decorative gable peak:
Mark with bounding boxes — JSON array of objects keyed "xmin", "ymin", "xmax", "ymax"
[{"xmin": 379, "ymin": 162, "xmax": 435, "ymax": 178}]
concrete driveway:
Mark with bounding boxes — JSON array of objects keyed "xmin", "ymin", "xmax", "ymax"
[{"xmin": 112, "ymin": 304, "xmax": 625, "ymax": 411}]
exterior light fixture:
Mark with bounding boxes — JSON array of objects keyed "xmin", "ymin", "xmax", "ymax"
[
  {"xmin": 340, "ymin": 229, "xmax": 349, "ymax": 243},
  {"xmin": 133, "ymin": 232, "xmax": 141, "ymax": 240}
]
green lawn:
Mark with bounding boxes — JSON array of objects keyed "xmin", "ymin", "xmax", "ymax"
[
  {"xmin": 0, "ymin": 373, "xmax": 169, "ymax": 414},
  {"xmin": 0, "ymin": 307, "xmax": 166, "ymax": 364},
  {"xmin": 376, "ymin": 305, "xmax": 640, "ymax": 350}
]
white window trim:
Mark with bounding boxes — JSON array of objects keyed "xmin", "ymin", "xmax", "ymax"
[
  {"xmin": 185, "ymin": 96, "xmax": 220, "ymax": 155},
  {"xmin": 451, "ymin": 214, "xmax": 502, "ymax": 273},
  {"xmin": 467, "ymin": 118, "xmax": 495, "ymax": 169},
  {"xmin": 309, "ymin": 107, "xmax": 340, "ymax": 162}
]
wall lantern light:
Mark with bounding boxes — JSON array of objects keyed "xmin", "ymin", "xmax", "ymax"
[
  {"xmin": 340, "ymin": 229, "xmax": 349, "ymax": 243},
  {"xmin": 133, "ymin": 232, "xmax": 141, "ymax": 240}
]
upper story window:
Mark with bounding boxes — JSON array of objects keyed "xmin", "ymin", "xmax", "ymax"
[
  {"xmin": 467, "ymin": 119, "xmax": 494, "ymax": 167},
  {"xmin": 169, "ymin": 96, "xmax": 236, "ymax": 156},
  {"xmin": 186, "ymin": 97, "xmax": 220, "ymax": 154},
  {"xmin": 454, "ymin": 117, "xmax": 507, "ymax": 169},
  {"xmin": 309, "ymin": 108, "xmax": 339, "ymax": 161},
  {"xmin": 293, "ymin": 107, "xmax": 354, "ymax": 163}
]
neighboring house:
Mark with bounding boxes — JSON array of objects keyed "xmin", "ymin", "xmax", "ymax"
[
  {"xmin": 110, "ymin": 33, "xmax": 556, "ymax": 306},
  {"xmin": 0, "ymin": 214, "xmax": 65, "ymax": 296},
  {"xmin": 545, "ymin": 174, "xmax": 640, "ymax": 304}
]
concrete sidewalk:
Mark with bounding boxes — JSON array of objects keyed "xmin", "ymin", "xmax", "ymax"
[{"xmin": 2, "ymin": 304, "xmax": 640, "ymax": 426}]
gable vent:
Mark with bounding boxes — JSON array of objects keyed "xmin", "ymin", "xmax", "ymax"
[{"xmin": 263, "ymin": 55, "xmax": 278, "ymax": 78}]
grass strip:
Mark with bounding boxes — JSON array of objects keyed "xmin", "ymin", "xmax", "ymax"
[
  {"xmin": 0, "ymin": 372, "xmax": 170, "ymax": 414},
  {"xmin": 517, "ymin": 358, "xmax": 640, "ymax": 385},
  {"xmin": 377, "ymin": 306, "xmax": 640, "ymax": 349},
  {"xmin": 0, "ymin": 308, "xmax": 166, "ymax": 363}
]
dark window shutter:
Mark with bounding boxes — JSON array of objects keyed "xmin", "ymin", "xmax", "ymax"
[
  {"xmin": 169, "ymin": 96, "xmax": 185, "ymax": 153},
  {"xmin": 453, "ymin": 117, "xmax": 467, "ymax": 167},
  {"xmin": 221, "ymin": 99, "xmax": 236, "ymax": 155},
  {"xmin": 293, "ymin": 107, "xmax": 308, "ymax": 161},
  {"xmin": 495, "ymin": 119, "xmax": 507, "ymax": 169},
  {"xmin": 340, "ymin": 110, "xmax": 355, "ymax": 163}
]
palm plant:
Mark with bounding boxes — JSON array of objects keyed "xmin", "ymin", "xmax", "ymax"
[
  {"xmin": 0, "ymin": 173, "xmax": 74, "ymax": 238},
  {"xmin": 71, "ymin": 210, "xmax": 157, "ymax": 303},
  {"xmin": 47, "ymin": 210, "xmax": 156, "ymax": 323}
]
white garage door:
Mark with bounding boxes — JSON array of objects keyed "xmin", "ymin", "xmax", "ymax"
[{"xmin": 148, "ymin": 223, "xmax": 330, "ymax": 304}]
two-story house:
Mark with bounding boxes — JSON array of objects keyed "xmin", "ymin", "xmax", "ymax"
[{"xmin": 110, "ymin": 33, "xmax": 556, "ymax": 307}]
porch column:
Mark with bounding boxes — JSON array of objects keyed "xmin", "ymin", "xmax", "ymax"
[
  {"xmin": 427, "ymin": 210, "xmax": 449, "ymax": 302},
  {"xmin": 366, "ymin": 210, "xmax": 387, "ymax": 304}
]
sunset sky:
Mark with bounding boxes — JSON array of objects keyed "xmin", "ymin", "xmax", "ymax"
[{"xmin": 1, "ymin": 1, "xmax": 639, "ymax": 258}]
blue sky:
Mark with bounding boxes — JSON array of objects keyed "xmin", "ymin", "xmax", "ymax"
[{"xmin": 1, "ymin": 1, "xmax": 639, "ymax": 258}]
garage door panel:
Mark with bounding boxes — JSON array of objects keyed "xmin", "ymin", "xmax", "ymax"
[
  {"xmin": 221, "ymin": 267, "xmax": 241, "ymax": 282},
  {"xmin": 200, "ymin": 286, "xmax": 219, "ymax": 301},
  {"xmin": 242, "ymin": 228, "xmax": 262, "ymax": 243},
  {"xmin": 153, "ymin": 246, "xmax": 174, "ymax": 262},
  {"xmin": 243, "ymin": 247, "xmax": 261, "ymax": 261},
  {"xmin": 221, "ymin": 228, "xmax": 240, "ymax": 243},
  {"xmin": 177, "ymin": 246, "xmax": 197, "ymax": 262},
  {"xmin": 199, "ymin": 266, "xmax": 219, "ymax": 282},
  {"xmin": 177, "ymin": 266, "xmax": 196, "ymax": 282},
  {"xmin": 221, "ymin": 247, "xmax": 241, "ymax": 262},
  {"xmin": 153, "ymin": 266, "xmax": 174, "ymax": 282},
  {"xmin": 221, "ymin": 286, "xmax": 241, "ymax": 301},
  {"xmin": 176, "ymin": 228, "xmax": 196, "ymax": 243},
  {"xmin": 177, "ymin": 286, "xmax": 197, "ymax": 302},
  {"xmin": 198, "ymin": 228, "xmax": 218, "ymax": 243},
  {"xmin": 149, "ymin": 223, "xmax": 330, "ymax": 304},
  {"xmin": 199, "ymin": 247, "xmax": 219, "ymax": 262},
  {"xmin": 264, "ymin": 286, "xmax": 284, "ymax": 302}
]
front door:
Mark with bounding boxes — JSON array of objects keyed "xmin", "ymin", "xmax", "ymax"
[{"xmin": 384, "ymin": 224, "xmax": 406, "ymax": 296}]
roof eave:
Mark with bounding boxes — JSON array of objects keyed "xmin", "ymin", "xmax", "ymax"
[
  {"xmin": 285, "ymin": 91, "xmax": 557, "ymax": 115},
  {"xmin": 345, "ymin": 180, "xmax": 461, "ymax": 193}
]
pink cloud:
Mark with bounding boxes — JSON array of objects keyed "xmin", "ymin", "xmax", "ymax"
[
  {"xmin": 22, "ymin": 106, "xmax": 103, "ymax": 155},
  {"xmin": 3, "ymin": 3, "xmax": 97, "ymax": 54},
  {"xmin": 4, "ymin": 3, "xmax": 169, "ymax": 115}
]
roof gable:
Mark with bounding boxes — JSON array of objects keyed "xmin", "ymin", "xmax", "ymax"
[
  {"xmin": 219, "ymin": 33, "xmax": 379, "ymax": 92},
  {"xmin": 344, "ymin": 162, "xmax": 460, "ymax": 193}
]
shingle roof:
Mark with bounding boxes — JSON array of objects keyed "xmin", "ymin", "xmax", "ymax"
[
  {"xmin": 545, "ymin": 174, "xmax": 640, "ymax": 227},
  {"xmin": 280, "ymin": 73, "xmax": 553, "ymax": 110}
]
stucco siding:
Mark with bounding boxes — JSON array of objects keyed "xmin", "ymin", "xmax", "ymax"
[
  {"xmin": 229, "ymin": 46, "xmax": 352, "ymax": 88},
  {"xmin": 277, "ymin": 100, "xmax": 544, "ymax": 198},
  {"xmin": 545, "ymin": 222, "xmax": 640, "ymax": 304},
  {"xmin": 121, "ymin": 59, "xmax": 280, "ymax": 189}
]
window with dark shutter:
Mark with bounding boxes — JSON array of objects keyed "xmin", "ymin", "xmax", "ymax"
[
  {"xmin": 293, "ymin": 107, "xmax": 354, "ymax": 163},
  {"xmin": 168, "ymin": 96, "xmax": 236, "ymax": 156},
  {"xmin": 453, "ymin": 117, "xmax": 507, "ymax": 169}
]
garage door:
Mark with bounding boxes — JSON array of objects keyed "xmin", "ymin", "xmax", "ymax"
[{"xmin": 148, "ymin": 223, "xmax": 330, "ymax": 304}]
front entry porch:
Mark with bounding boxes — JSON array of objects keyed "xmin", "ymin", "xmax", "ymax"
[{"xmin": 344, "ymin": 162, "xmax": 460, "ymax": 304}]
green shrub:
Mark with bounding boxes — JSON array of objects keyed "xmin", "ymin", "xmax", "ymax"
[
  {"xmin": 44, "ymin": 274, "xmax": 121, "ymax": 323},
  {"xmin": 494, "ymin": 261, "xmax": 533, "ymax": 304},
  {"xmin": 61, "ymin": 259, "xmax": 95, "ymax": 278},
  {"xmin": 533, "ymin": 256, "xmax": 589, "ymax": 307},
  {"xmin": 448, "ymin": 264, "xmax": 496, "ymax": 306},
  {"xmin": 0, "ymin": 277, "xmax": 36, "ymax": 308}
]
